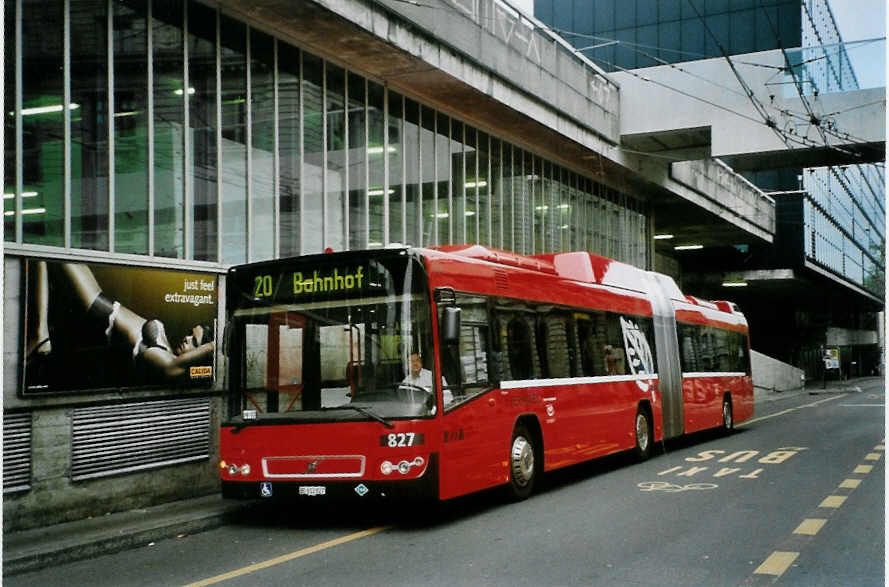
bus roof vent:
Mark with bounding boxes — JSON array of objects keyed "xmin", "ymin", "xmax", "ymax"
[{"xmin": 433, "ymin": 245, "xmax": 557, "ymax": 275}]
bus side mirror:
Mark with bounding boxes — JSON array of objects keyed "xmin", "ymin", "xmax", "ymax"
[{"xmin": 442, "ymin": 307, "xmax": 461, "ymax": 345}]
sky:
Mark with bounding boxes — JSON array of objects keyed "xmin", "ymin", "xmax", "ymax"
[{"xmin": 828, "ymin": 0, "xmax": 886, "ymax": 42}]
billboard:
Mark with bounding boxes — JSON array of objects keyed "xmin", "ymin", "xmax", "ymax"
[
  {"xmin": 22, "ymin": 260, "xmax": 218, "ymax": 394},
  {"xmin": 823, "ymin": 347, "xmax": 840, "ymax": 371}
]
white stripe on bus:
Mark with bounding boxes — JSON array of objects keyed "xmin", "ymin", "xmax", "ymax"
[
  {"xmin": 500, "ymin": 374, "xmax": 659, "ymax": 389},
  {"xmin": 682, "ymin": 372, "xmax": 747, "ymax": 378}
]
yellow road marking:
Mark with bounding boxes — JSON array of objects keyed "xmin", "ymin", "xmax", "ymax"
[
  {"xmin": 819, "ymin": 495, "xmax": 847, "ymax": 508},
  {"xmin": 865, "ymin": 453, "xmax": 881, "ymax": 461},
  {"xmin": 793, "ymin": 519, "xmax": 827, "ymax": 536},
  {"xmin": 839, "ymin": 479, "xmax": 861, "ymax": 489},
  {"xmin": 182, "ymin": 526, "xmax": 390, "ymax": 587},
  {"xmin": 738, "ymin": 394, "xmax": 847, "ymax": 427},
  {"xmin": 855, "ymin": 465, "xmax": 874, "ymax": 473},
  {"xmin": 754, "ymin": 551, "xmax": 799, "ymax": 576}
]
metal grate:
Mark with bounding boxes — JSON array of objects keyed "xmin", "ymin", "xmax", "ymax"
[
  {"xmin": 4, "ymin": 412, "xmax": 33, "ymax": 493},
  {"xmin": 71, "ymin": 397, "xmax": 211, "ymax": 481},
  {"xmin": 494, "ymin": 269, "xmax": 509, "ymax": 290}
]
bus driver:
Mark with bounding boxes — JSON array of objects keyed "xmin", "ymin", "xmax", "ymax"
[{"xmin": 403, "ymin": 352, "xmax": 452, "ymax": 406}]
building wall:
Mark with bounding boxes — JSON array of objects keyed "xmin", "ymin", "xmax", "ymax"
[
  {"xmin": 3, "ymin": 0, "xmax": 653, "ymax": 531},
  {"xmin": 751, "ymin": 349, "xmax": 805, "ymax": 393}
]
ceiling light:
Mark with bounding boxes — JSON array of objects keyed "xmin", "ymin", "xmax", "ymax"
[
  {"xmin": 722, "ymin": 281, "xmax": 748, "ymax": 287},
  {"xmin": 653, "ymin": 234, "xmax": 674, "ymax": 240},
  {"xmin": 16, "ymin": 103, "xmax": 80, "ymax": 116},
  {"xmin": 3, "ymin": 191, "xmax": 37, "ymax": 200},
  {"xmin": 674, "ymin": 244, "xmax": 703, "ymax": 251},
  {"xmin": 4, "ymin": 207, "xmax": 46, "ymax": 216}
]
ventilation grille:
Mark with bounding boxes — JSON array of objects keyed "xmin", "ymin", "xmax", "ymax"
[
  {"xmin": 494, "ymin": 269, "xmax": 509, "ymax": 290},
  {"xmin": 4, "ymin": 412, "xmax": 32, "ymax": 493},
  {"xmin": 71, "ymin": 397, "xmax": 211, "ymax": 482}
]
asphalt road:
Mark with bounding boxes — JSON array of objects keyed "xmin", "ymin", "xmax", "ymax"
[{"xmin": 8, "ymin": 381, "xmax": 884, "ymax": 586}]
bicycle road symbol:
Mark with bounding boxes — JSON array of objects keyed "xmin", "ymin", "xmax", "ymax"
[{"xmin": 638, "ymin": 481, "xmax": 719, "ymax": 493}]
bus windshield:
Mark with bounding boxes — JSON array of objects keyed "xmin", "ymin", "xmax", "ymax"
[{"xmin": 226, "ymin": 254, "xmax": 437, "ymax": 422}]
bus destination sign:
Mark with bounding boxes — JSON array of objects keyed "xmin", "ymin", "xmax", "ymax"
[{"xmin": 251, "ymin": 264, "xmax": 384, "ymax": 302}]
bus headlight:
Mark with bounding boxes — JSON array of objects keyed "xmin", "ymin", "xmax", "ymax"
[
  {"xmin": 225, "ymin": 462, "xmax": 251, "ymax": 476},
  {"xmin": 381, "ymin": 456, "xmax": 425, "ymax": 476}
]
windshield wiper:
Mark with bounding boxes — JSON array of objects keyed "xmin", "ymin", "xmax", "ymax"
[{"xmin": 326, "ymin": 404, "xmax": 394, "ymax": 429}]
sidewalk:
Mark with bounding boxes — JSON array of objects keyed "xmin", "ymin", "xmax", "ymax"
[
  {"xmin": 754, "ymin": 374, "xmax": 882, "ymax": 403},
  {"xmin": 3, "ymin": 494, "xmax": 257, "ymax": 576},
  {"xmin": 4, "ymin": 376, "xmax": 882, "ymax": 576}
]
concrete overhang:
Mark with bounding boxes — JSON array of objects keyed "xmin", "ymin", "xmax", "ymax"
[
  {"xmin": 215, "ymin": 0, "xmax": 775, "ymax": 251},
  {"xmin": 686, "ymin": 267, "xmax": 883, "ymax": 310},
  {"xmin": 614, "ymin": 49, "xmax": 886, "ymax": 170},
  {"xmin": 217, "ymin": 0, "xmax": 620, "ymax": 152}
]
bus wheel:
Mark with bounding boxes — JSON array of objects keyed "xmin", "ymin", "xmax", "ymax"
[
  {"xmin": 633, "ymin": 408, "xmax": 652, "ymax": 462},
  {"xmin": 722, "ymin": 396, "xmax": 734, "ymax": 434},
  {"xmin": 508, "ymin": 423, "xmax": 536, "ymax": 500}
]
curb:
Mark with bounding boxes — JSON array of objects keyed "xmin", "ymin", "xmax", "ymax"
[{"xmin": 3, "ymin": 497, "xmax": 256, "ymax": 577}]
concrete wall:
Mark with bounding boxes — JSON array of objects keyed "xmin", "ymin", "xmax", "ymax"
[
  {"xmin": 751, "ymin": 350, "xmax": 805, "ymax": 393},
  {"xmin": 613, "ymin": 49, "xmax": 885, "ymax": 165},
  {"xmin": 670, "ymin": 158, "xmax": 776, "ymax": 242},
  {"xmin": 374, "ymin": 0, "xmax": 620, "ymax": 142},
  {"xmin": 2, "ymin": 403, "xmax": 222, "ymax": 533},
  {"xmin": 826, "ymin": 326, "xmax": 879, "ymax": 346}
]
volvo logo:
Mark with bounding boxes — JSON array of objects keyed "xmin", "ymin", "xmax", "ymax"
[{"xmin": 306, "ymin": 458, "xmax": 322, "ymax": 473}]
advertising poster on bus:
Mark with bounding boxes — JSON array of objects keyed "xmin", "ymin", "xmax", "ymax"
[{"xmin": 22, "ymin": 259, "xmax": 218, "ymax": 394}]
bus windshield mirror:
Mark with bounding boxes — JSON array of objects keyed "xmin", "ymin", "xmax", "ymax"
[{"xmin": 442, "ymin": 307, "xmax": 461, "ymax": 345}]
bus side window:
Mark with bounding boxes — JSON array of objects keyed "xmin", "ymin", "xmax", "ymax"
[
  {"xmin": 441, "ymin": 294, "xmax": 494, "ymax": 405},
  {"xmin": 576, "ymin": 315, "xmax": 597, "ymax": 376},
  {"xmin": 506, "ymin": 315, "xmax": 534, "ymax": 380},
  {"xmin": 601, "ymin": 313, "xmax": 627, "ymax": 375},
  {"xmin": 678, "ymin": 322, "xmax": 699, "ymax": 372},
  {"xmin": 488, "ymin": 314, "xmax": 504, "ymax": 384},
  {"xmin": 542, "ymin": 313, "xmax": 572, "ymax": 379}
]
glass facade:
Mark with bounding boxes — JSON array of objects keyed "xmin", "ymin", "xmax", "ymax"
[
  {"xmin": 4, "ymin": 0, "xmax": 649, "ymax": 269},
  {"xmin": 536, "ymin": 0, "xmax": 885, "ymax": 302},
  {"xmin": 535, "ymin": 0, "xmax": 801, "ymax": 71},
  {"xmin": 803, "ymin": 165, "xmax": 885, "ymax": 296}
]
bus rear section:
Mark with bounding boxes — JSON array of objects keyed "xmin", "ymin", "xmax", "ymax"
[
  {"xmin": 675, "ymin": 298, "xmax": 754, "ymax": 434},
  {"xmin": 220, "ymin": 250, "xmax": 446, "ymax": 502}
]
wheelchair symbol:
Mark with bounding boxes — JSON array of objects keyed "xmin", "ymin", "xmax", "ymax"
[{"xmin": 260, "ymin": 482, "xmax": 273, "ymax": 498}]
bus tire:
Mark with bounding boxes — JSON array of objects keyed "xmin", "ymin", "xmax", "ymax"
[
  {"xmin": 722, "ymin": 395, "xmax": 734, "ymax": 434},
  {"xmin": 633, "ymin": 406, "xmax": 652, "ymax": 462},
  {"xmin": 507, "ymin": 423, "xmax": 537, "ymax": 501}
]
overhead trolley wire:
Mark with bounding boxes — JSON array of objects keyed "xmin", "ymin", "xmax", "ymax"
[
  {"xmin": 757, "ymin": 1, "xmax": 860, "ymax": 160},
  {"xmin": 683, "ymin": 0, "xmax": 796, "ymax": 152}
]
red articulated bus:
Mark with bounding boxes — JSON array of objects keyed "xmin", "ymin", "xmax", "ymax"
[{"xmin": 220, "ymin": 245, "xmax": 752, "ymax": 502}]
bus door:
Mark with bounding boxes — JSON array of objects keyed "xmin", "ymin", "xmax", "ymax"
[
  {"xmin": 436, "ymin": 295, "xmax": 508, "ymax": 500},
  {"xmin": 265, "ymin": 312, "xmax": 307, "ymax": 412}
]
